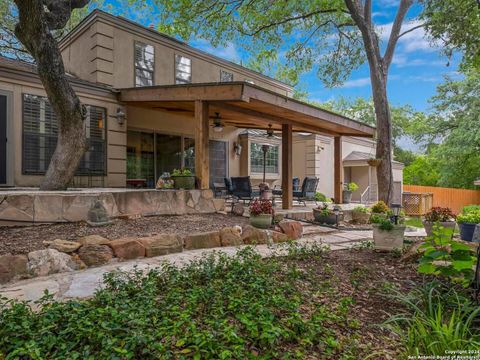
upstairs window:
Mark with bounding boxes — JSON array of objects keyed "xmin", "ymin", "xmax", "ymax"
[
  {"xmin": 135, "ymin": 41, "xmax": 154, "ymax": 86},
  {"xmin": 22, "ymin": 94, "xmax": 106, "ymax": 175},
  {"xmin": 175, "ymin": 54, "xmax": 192, "ymax": 84},
  {"xmin": 220, "ymin": 70, "xmax": 233, "ymax": 82}
]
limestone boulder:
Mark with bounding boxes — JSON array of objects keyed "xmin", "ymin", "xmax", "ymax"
[
  {"xmin": 138, "ymin": 234, "xmax": 183, "ymax": 257},
  {"xmin": 108, "ymin": 239, "xmax": 145, "ymax": 259},
  {"xmin": 28, "ymin": 249, "xmax": 78, "ymax": 277},
  {"xmin": 241, "ymin": 225, "xmax": 269, "ymax": 245},
  {"xmin": 78, "ymin": 244, "xmax": 113, "ymax": 267},
  {"xmin": 184, "ymin": 231, "xmax": 221, "ymax": 250},
  {"xmin": 77, "ymin": 235, "xmax": 111, "ymax": 246},
  {"xmin": 232, "ymin": 203, "xmax": 245, "ymax": 216},
  {"xmin": 219, "ymin": 227, "xmax": 244, "ymax": 247},
  {"xmin": 0, "ymin": 254, "xmax": 28, "ymax": 284},
  {"xmin": 278, "ymin": 220, "xmax": 303, "ymax": 240},
  {"xmin": 49, "ymin": 239, "xmax": 81, "ymax": 253},
  {"xmin": 272, "ymin": 231, "xmax": 289, "ymax": 243}
]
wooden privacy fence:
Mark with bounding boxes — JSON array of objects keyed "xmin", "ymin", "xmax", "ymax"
[{"xmin": 403, "ymin": 185, "xmax": 480, "ymax": 214}]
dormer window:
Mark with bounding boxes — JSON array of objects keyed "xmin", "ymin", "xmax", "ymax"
[
  {"xmin": 175, "ymin": 54, "xmax": 191, "ymax": 84},
  {"xmin": 134, "ymin": 41, "xmax": 154, "ymax": 87},
  {"xmin": 220, "ymin": 70, "xmax": 233, "ymax": 82}
]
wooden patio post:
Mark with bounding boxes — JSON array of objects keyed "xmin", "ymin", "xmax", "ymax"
[
  {"xmin": 195, "ymin": 100, "xmax": 209, "ymax": 189},
  {"xmin": 282, "ymin": 124, "xmax": 293, "ymax": 209},
  {"xmin": 334, "ymin": 136, "xmax": 343, "ymax": 204}
]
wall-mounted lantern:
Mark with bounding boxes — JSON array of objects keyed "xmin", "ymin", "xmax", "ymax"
[
  {"xmin": 233, "ymin": 142, "xmax": 242, "ymax": 156},
  {"xmin": 114, "ymin": 107, "xmax": 126, "ymax": 126}
]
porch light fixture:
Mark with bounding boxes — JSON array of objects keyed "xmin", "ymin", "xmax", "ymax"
[
  {"xmin": 114, "ymin": 107, "xmax": 126, "ymax": 126},
  {"xmin": 212, "ymin": 112, "xmax": 223, "ymax": 132},
  {"xmin": 391, "ymin": 203, "xmax": 401, "ymax": 225},
  {"xmin": 233, "ymin": 142, "xmax": 242, "ymax": 156},
  {"xmin": 266, "ymin": 124, "xmax": 274, "ymax": 138}
]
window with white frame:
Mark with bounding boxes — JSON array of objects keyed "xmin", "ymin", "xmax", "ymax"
[
  {"xmin": 175, "ymin": 54, "xmax": 192, "ymax": 84},
  {"xmin": 250, "ymin": 143, "xmax": 279, "ymax": 174},
  {"xmin": 220, "ymin": 70, "xmax": 233, "ymax": 82},
  {"xmin": 134, "ymin": 41, "xmax": 154, "ymax": 86}
]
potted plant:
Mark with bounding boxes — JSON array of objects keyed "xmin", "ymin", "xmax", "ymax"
[
  {"xmin": 422, "ymin": 207, "xmax": 456, "ymax": 237},
  {"xmin": 249, "ymin": 198, "xmax": 274, "ymax": 229},
  {"xmin": 371, "ymin": 216, "xmax": 406, "ymax": 251},
  {"xmin": 342, "ymin": 182, "xmax": 358, "ymax": 204},
  {"xmin": 351, "ymin": 205, "xmax": 371, "ymax": 224},
  {"xmin": 457, "ymin": 209, "xmax": 480, "ymax": 242},
  {"xmin": 313, "ymin": 204, "xmax": 343, "ymax": 225},
  {"xmin": 171, "ymin": 168, "xmax": 195, "ymax": 190}
]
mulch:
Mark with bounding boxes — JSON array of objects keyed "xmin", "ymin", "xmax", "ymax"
[{"xmin": 0, "ymin": 214, "xmax": 249, "ymax": 255}]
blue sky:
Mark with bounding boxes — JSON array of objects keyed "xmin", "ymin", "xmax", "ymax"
[{"xmin": 100, "ymin": 0, "xmax": 459, "ymax": 112}]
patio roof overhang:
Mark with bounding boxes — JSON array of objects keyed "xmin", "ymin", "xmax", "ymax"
[
  {"xmin": 119, "ymin": 82, "xmax": 375, "ymax": 208},
  {"xmin": 119, "ymin": 82, "xmax": 376, "ymax": 138}
]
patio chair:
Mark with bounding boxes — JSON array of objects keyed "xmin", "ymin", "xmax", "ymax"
[
  {"xmin": 228, "ymin": 176, "xmax": 259, "ymax": 204},
  {"xmin": 294, "ymin": 177, "xmax": 319, "ymax": 205}
]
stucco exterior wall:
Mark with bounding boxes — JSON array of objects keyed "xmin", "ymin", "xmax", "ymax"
[{"xmin": 0, "ymin": 77, "xmax": 125, "ymax": 188}]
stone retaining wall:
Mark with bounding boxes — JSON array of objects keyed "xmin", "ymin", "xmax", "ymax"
[{"xmin": 0, "ymin": 189, "xmax": 224, "ymax": 226}]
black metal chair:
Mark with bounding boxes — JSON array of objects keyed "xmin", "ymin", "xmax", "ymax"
[
  {"xmin": 229, "ymin": 176, "xmax": 259, "ymax": 204},
  {"xmin": 294, "ymin": 177, "xmax": 319, "ymax": 205}
]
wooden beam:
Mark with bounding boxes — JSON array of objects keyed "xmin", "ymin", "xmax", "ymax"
[
  {"xmin": 195, "ymin": 100, "xmax": 210, "ymax": 189},
  {"xmin": 211, "ymin": 101, "xmax": 342, "ymax": 137},
  {"xmin": 282, "ymin": 124, "xmax": 293, "ymax": 209},
  {"xmin": 334, "ymin": 136, "xmax": 343, "ymax": 204}
]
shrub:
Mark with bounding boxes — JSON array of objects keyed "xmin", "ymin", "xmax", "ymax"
[
  {"xmin": 378, "ymin": 219, "xmax": 394, "ymax": 231},
  {"xmin": 249, "ymin": 198, "xmax": 274, "ymax": 216},
  {"xmin": 418, "ymin": 226, "xmax": 476, "ymax": 287},
  {"xmin": 386, "ymin": 281, "xmax": 480, "ymax": 355},
  {"xmin": 457, "ymin": 210, "xmax": 480, "ymax": 224},
  {"xmin": 344, "ymin": 182, "xmax": 359, "ymax": 192},
  {"xmin": 424, "ymin": 207, "xmax": 456, "ymax": 222},
  {"xmin": 352, "ymin": 205, "xmax": 369, "ymax": 214},
  {"xmin": 171, "ymin": 168, "xmax": 192, "ymax": 176},
  {"xmin": 462, "ymin": 205, "xmax": 480, "ymax": 214},
  {"xmin": 370, "ymin": 201, "xmax": 389, "ymax": 214},
  {"xmin": 370, "ymin": 213, "xmax": 387, "ymax": 224},
  {"xmin": 314, "ymin": 192, "xmax": 331, "ymax": 202}
]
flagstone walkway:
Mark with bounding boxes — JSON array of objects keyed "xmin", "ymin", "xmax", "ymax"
[{"xmin": 0, "ymin": 223, "xmax": 424, "ymax": 303}]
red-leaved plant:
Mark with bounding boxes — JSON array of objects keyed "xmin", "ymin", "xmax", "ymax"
[
  {"xmin": 249, "ymin": 199, "xmax": 274, "ymax": 216},
  {"xmin": 424, "ymin": 207, "xmax": 456, "ymax": 222}
]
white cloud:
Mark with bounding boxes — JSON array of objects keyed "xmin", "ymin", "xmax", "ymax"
[
  {"xmin": 190, "ymin": 39, "xmax": 240, "ymax": 62},
  {"xmin": 341, "ymin": 77, "xmax": 371, "ymax": 88},
  {"xmin": 377, "ymin": 20, "xmax": 438, "ymax": 53}
]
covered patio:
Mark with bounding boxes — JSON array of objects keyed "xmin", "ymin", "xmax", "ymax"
[{"xmin": 119, "ymin": 82, "xmax": 376, "ymax": 209}]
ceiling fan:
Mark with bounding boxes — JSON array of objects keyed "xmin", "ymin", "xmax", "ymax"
[
  {"xmin": 212, "ymin": 112, "xmax": 223, "ymax": 132},
  {"xmin": 266, "ymin": 124, "xmax": 274, "ymax": 138}
]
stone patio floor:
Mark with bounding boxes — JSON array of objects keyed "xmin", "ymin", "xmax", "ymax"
[{"xmin": 0, "ymin": 223, "xmax": 425, "ymax": 303}]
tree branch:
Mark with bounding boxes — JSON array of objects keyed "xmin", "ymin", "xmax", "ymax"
[{"xmin": 397, "ymin": 23, "xmax": 425, "ymax": 39}]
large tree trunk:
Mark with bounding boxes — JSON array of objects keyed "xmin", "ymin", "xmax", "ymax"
[{"xmin": 14, "ymin": 0, "xmax": 89, "ymax": 190}]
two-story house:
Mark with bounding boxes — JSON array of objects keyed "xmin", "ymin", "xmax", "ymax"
[{"xmin": 0, "ymin": 10, "xmax": 401, "ymax": 206}]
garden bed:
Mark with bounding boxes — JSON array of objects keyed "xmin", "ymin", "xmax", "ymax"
[
  {"xmin": 0, "ymin": 247, "xmax": 422, "ymax": 358},
  {"xmin": 0, "ymin": 214, "xmax": 249, "ymax": 255}
]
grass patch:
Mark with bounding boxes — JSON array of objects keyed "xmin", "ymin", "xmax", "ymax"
[
  {"xmin": 404, "ymin": 216, "xmax": 424, "ymax": 228},
  {"xmin": 0, "ymin": 245, "xmax": 368, "ymax": 359}
]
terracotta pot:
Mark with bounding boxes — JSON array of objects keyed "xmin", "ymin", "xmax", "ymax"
[
  {"xmin": 373, "ymin": 224, "xmax": 406, "ymax": 251},
  {"xmin": 250, "ymin": 214, "xmax": 272, "ymax": 229},
  {"xmin": 422, "ymin": 220, "xmax": 456, "ymax": 238}
]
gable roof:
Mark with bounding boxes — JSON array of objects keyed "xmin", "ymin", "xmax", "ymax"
[
  {"xmin": 343, "ymin": 151, "xmax": 403, "ymax": 166},
  {"xmin": 59, "ymin": 9, "xmax": 293, "ymax": 93}
]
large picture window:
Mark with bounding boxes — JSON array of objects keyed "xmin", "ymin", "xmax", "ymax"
[
  {"xmin": 175, "ymin": 54, "xmax": 192, "ymax": 84},
  {"xmin": 22, "ymin": 94, "xmax": 106, "ymax": 175},
  {"xmin": 135, "ymin": 41, "xmax": 154, "ymax": 86},
  {"xmin": 250, "ymin": 143, "xmax": 279, "ymax": 174}
]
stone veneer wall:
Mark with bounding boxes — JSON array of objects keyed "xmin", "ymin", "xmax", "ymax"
[{"xmin": 0, "ymin": 189, "xmax": 224, "ymax": 226}]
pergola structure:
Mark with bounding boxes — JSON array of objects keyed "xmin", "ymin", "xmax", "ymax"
[{"xmin": 120, "ymin": 82, "xmax": 376, "ymax": 209}]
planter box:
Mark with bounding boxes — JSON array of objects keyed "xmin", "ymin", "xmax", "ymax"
[
  {"xmin": 352, "ymin": 211, "xmax": 370, "ymax": 224},
  {"xmin": 459, "ymin": 223, "xmax": 478, "ymax": 242},
  {"xmin": 373, "ymin": 224, "xmax": 406, "ymax": 251},
  {"xmin": 313, "ymin": 208, "xmax": 343, "ymax": 225},
  {"xmin": 422, "ymin": 220, "xmax": 456, "ymax": 238},
  {"xmin": 342, "ymin": 190, "xmax": 352, "ymax": 204},
  {"xmin": 172, "ymin": 176, "xmax": 195, "ymax": 190},
  {"xmin": 250, "ymin": 214, "xmax": 272, "ymax": 229}
]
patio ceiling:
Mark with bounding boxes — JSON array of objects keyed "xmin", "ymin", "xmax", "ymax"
[{"xmin": 119, "ymin": 82, "xmax": 376, "ymax": 138}]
